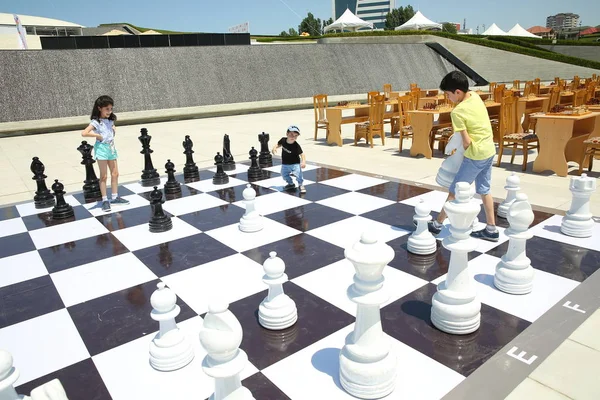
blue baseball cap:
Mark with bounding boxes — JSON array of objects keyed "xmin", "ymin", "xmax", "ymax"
[{"xmin": 287, "ymin": 125, "xmax": 300, "ymax": 134}]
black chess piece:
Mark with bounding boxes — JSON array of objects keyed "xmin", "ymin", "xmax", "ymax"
[
  {"xmin": 148, "ymin": 186, "xmax": 173, "ymax": 233},
  {"xmin": 247, "ymin": 147, "xmax": 263, "ymax": 181},
  {"xmin": 258, "ymin": 132, "xmax": 273, "ymax": 168},
  {"xmin": 164, "ymin": 159, "xmax": 182, "ymax": 195},
  {"xmin": 77, "ymin": 141, "xmax": 102, "ymax": 203},
  {"xmin": 212, "ymin": 152, "xmax": 229, "ymax": 185},
  {"xmin": 182, "ymin": 135, "xmax": 200, "ymax": 182},
  {"xmin": 138, "ymin": 128, "xmax": 161, "ymax": 187},
  {"xmin": 222, "ymin": 134, "xmax": 236, "ymax": 172},
  {"xmin": 51, "ymin": 179, "xmax": 75, "ymax": 220},
  {"xmin": 30, "ymin": 157, "xmax": 55, "ymax": 209}
]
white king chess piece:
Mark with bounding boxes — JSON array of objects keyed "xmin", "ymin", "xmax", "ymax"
[
  {"xmin": 239, "ymin": 184, "xmax": 263, "ymax": 233},
  {"xmin": 149, "ymin": 282, "xmax": 195, "ymax": 372},
  {"xmin": 436, "ymin": 132, "xmax": 462, "ymax": 189},
  {"xmin": 258, "ymin": 252, "xmax": 298, "ymax": 330},
  {"xmin": 407, "ymin": 200, "xmax": 437, "ymax": 255},
  {"xmin": 561, "ymin": 173, "xmax": 597, "ymax": 238},
  {"xmin": 431, "ymin": 182, "xmax": 482, "ymax": 335},
  {"xmin": 497, "ymin": 173, "xmax": 520, "ymax": 219},
  {"xmin": 339, "ymin": 232, "xmax": 397, "ymax": 399},
  {"xmin": 199, "ymin": 301, "xmax": 255, "ymax": 400},
  {"xmin": 494, "ymin": 193, "xmax": 535, "ymax": 294}
]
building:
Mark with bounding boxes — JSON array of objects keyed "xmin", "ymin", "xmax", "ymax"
[
  {"xmin": 332, "ymin": 0, "xmax": 395, "ymax": 30},
  {"xmin": 527, "ymin": 25, "xmax": 556, "ymax": 39},
  {"xmin": 546, "ymin": 13, "xmax": 580, "ymax": 31},
  {"xmin": 0, "ymin": 13, "xmax": 83, "ymax": 49}
]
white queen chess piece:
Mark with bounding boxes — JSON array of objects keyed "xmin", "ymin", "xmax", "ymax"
[
  {"xmin": 436, "ymin": 131, "xmax": 463, "ymax": 189},
  {"xmin": 431, "ymin": 182, "xmax": 482, "ymax": 335},
  {"xmin": 339, "ymin": 232, "xmax": 397, "ymax": 399},
  {"xmin": 561, "ymin": 174, "xmax": 597, "ymax": 238},
  {"xmin": 199, "ymin": 301, "xmax": 255, "ymax": 400},
  {"xmin": 239, "ymin": 184, "xmax": 263, "ymax": 233},
  {"xmin": 149, "ymin": 282, "xmax": 195, "ymax": 372},
  {"xmin": 407, "ymin": 200, "xmax": 437, "ymax": 255},
  {"xmin": 494, "ymin": 193, "xmax": 535, "ymax": 294},
  {"xmin": 258, "ymin": 252, "xmax": 298, "ymax": 330},
  {"xmin": 497, "ymin": 173, "xmax": 520, "ymax": 219}
]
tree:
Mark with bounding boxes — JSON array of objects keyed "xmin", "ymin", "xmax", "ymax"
[
  {"xmin": 298, "ymin": 12, "xmax": 322, "ymax": 36},
  {"xmin": 279, "ymin": 28, "xmax": 299, "ymax": 37},
  {"xmin": 384, "ymin": 5, "xmax": 416, "ymax": 30},
  {"xmin": 442, "ymin": 22, "xmax": 458, "ymax": 34}
]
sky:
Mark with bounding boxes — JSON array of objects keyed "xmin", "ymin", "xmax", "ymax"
[{"xmin": 4, "ymin": 0, "xmax": 598, "ymax": 35}]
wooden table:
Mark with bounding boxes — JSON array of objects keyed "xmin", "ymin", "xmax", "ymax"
[
  {"xmin": 326, "ymin": 102, "xmax": 396, "ymax": 146},
  {"xmin": 517, "ymin": 96, "xmax": 550, "ymax": 133},
  {"xmin": 531, "ymin": 112, "xmax": 600, "ymax": 176}
]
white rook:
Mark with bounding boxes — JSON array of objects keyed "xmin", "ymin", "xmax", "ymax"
[
  {"xmin": 497, "ymin": 173, "xmax": 520, "ymax": 219},
  {"xmin": 436, "ymin": 132, "xmax": 463, "ymax": 189},
  {"xmin": 339, "ymin": 232, "xmax": 397, "ymax": 399},
  {"xmin": 494, "ymin": 193, "xmax": 535, "ymax": 295},
  {"xmin": 431, "ymin": 182, "xmax": 481, "ymax": 335},
  {"xmin": 561, "ymin": 174, "xmax": 596, "ymax": 238}
]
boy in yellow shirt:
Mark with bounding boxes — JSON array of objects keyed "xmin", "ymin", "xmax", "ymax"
[{"xmin": 430, "ymin": 71, "xmax": 499, "ymax": 241}]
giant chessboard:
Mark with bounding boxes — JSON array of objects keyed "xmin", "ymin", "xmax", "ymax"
[{"xmin": 1, "ymin": 159, "xmax": 599, "ymax": 399}]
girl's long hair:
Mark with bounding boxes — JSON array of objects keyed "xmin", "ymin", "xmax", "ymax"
[{"xmin": 91, "ymin": 95, "xmax": 117, "ymax": 122}]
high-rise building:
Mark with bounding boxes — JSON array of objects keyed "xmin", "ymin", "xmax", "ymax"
[
  {"xmin": 546, "ymin": 13, "xmax": 580, "ymax": 30},
  {"xmin": 332, "ymin": 0, "xmax": 396, "ymax": 30}
]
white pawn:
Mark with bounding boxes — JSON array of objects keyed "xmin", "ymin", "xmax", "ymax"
[
  {"xmin": 239, "ymin": 184, "xmax": 263, "ymax": 233},
  {"xmin": 494, "ymin": 193, "xmax": 535, "ymax": 294},
  {"xmin": 436, "ymin": 132, "xmax": 463, "ymax": 189},
  {"xmin": 258, "ymin": 252, "xmax": 297, "ymax": 330},
  {"xmin": 431, "ymin": 182, "xmax": 482, "ymax": 335},
  {"xmin": 497, "ymin": 173, "xmax": 520, "ymax": 219},
  {"xmin": 407, "ymin": 200, "xmax": 437, "ymax": 255},
  {"xmin": 561, "ymin": 174, "xmax": 597, "ymax": 238},
  {"xmin": 199, "ymin": 301, "xmax": 255, "ymax": 400},
  {"xmin": 149, "ymin": 282, "xmax": 194, "ymax": 372},
  {"xmin": 0, "ymin": 349, "xmax": 24, "ymax": 400}
]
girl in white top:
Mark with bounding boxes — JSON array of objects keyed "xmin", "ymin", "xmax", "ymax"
[{"xmin": 81, "ymin": 95, "xmax": 129, "ymax": 212}]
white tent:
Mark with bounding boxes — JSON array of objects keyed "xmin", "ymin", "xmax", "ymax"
[
  {"xmin": 507, "ymin": 23, "xmax": 539, "ymax": 38},
  {"xmin": 394, "ymin": 10, "xmax": 442, "ymax": 31},
  {"xmin": 482, "ymin": 23, "xmax": 507, "ymax": 36},
  {"xmin": 323, "ymin": 8, "xmax": 373, "ymax": 33}
]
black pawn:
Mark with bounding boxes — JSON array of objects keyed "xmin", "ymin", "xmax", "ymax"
[
  {"xmin": 77, "ymin": 141, "xmax": 102, "ymax": 203},
  {"xmin": 30, "ymin": 157, "xmax": 55, "ymax": 209},
  {"xmin": 222, "ymin": 134, "xmax": 236, "ymax": 172},
  {"xmin": 164, "ymin": 159, "xmax": 181, "ymax": 195},
  {"xmin": 258, "ymin": 132, "xmax": 273, "ymax": 168},
  {"xmin": 247, "ymin": 147, "xmax": 263, "ymax": 181},
  {"xmin": 183, "ymin": 135, "xmax": 200, "ymax": 182},
  {"xmin": 51, "ymin": 179, "xmax": 74, "ymax": 220},
  {"xmin": 139, "ymin": 128, "xmax": 161, "ymax": 187},
  {"xmin": 149, "ymin": 186, "xmax": 173, "ymax": 233},
  {"xmin": 212, "ymin": 152, "xmax": 229, "ymax": 185}
]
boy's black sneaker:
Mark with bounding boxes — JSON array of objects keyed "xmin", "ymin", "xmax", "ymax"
[
  {"xmin": 471, "ymin": 228, "xmax": 499, "ymax": 242},
  {"xmin": 413, "ymin": 219, "xmax": 442, "ymax": 235},
  {"xmin": 284, "ymin": 184, "xmax": 296, "ymax": 191}
]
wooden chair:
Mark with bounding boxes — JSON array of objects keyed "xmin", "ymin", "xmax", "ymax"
[
  {"xmin": 354, "ymin": 94, "xmax": 385, "ymax": 148},
  {"xmin": 391, "ymin": 95, "xmax": 414, "ymax": 152},
  {"xmin": 383, "ymin": 84, "xmax": 392, "ymax": 99},
  {"xmin": 579, "ymin": 137, "xmax": 600, "ymax": 175},
  {"xmin": 497, "ymin": 95, "xmax": 539, "ymax": 171},
  {"xmin": 313, "ymin": 94, "xmax": 329, "ymax": 140}
]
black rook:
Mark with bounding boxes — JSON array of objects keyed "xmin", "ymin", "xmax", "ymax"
[{"xmin": 258, "ymin": 132, "xmax": 273, "ymax": 168}]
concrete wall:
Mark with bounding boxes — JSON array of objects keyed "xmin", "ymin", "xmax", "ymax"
[
  {"xmin": 538, "ymin": 45, "xmax": 600, "ymax": 63},
  {"xmin": 0, "ymin": 43, "xmax": 461, "ymax": 122},
  {"xmin": 0, "ymin": 33, "xmax": 41, "ymax": 49},
  {"xmin": 320, "ymin": 35, "xmax": 600, "ymax": 83}
]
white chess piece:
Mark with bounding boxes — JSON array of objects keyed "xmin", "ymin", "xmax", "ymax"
[
  {"xmin": 407, "ymin": 200, "xmax": 437, "ymax": 255},
  {"xmin": 431, "ymin": 182, "xmax": 482, "ymax": 335},
  {"xmin": 199, "ymin": 301, "xmax": 255, "ymax": 400},
  {"xmin": 0, "ymin": 349, "xmax": 25, "ymax": 400},
  {"xmin": 258, "ymin": 252, "xmax": 298, "ymax": 330},
  {"xmin": 339, "ymin": 232, "xmax": 397, "ymax": 399},
  {"xmin": 239, "ymin": 184, "xmax": 263, "ymax": 233},
  {"xmin": 497, "ymin": 173, "xmax": 520, "ymax": 219},
  {"xmin": 436, "ymin": 132, "xmax": 462, "ymax": 189},
  {"xmin": 149, "ymin": 282, "xmax": 195, "ymax": 372},
  {"xmin": 29, "ymin": 380, "xmax": 68, "ymax": 400},
  {"xmin": 561, "ymin": 174, "xmax": 597, "ymax": 238},
  {"xmin": 494, "ymin": 193, "xmax": 535, "ymax": 294}
]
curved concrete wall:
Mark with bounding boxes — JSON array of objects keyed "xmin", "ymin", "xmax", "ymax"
[
  {"xmin": 537, "ymin": 45, "xmax": 600, "ymax": 63},
  {"xmin": 0, "ymin": 43, "xmax": 460, "ymax": 123}
]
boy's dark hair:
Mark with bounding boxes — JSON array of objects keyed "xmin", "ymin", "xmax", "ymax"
[
  {"xmin": 91, "ymin": 95, "xmax": 117, "ymax": 121},
  {"xmin": 439, "ymin": 71, "xmax": 469, "ymax": 93}
]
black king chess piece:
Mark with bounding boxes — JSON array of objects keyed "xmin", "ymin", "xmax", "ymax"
[
  {"xmin": 258, "ymin": 132, "xmax": 273, "ymax": 168},
  {"xmin": 51, "ymin": 179, "xmax": 75, "ymax": 220},
  {"xmin": 212, "ymin": 152, "xmax": 229, "ymax": 185},
  {"xmin": 77, "ymin": 141, "xmax": 102, "ymax": 202},
  {"xmin": 247, "ymin": 147, "xmax": 263, "ymax": 181},
  {"xmin": 138, "ymin": 128, "xmax": 161, "ymax": 187},
  {"xmin": 148, "ymin": 186, "xmax": 173, "ymax": 233},
  {"xmin": 222, "ymin": 134, "xmax": 236, "ymax": 172},
  {"xmin": 30, "ymin": 157, "xmax": 55, "ymax": 209},
  {"xmin": 164, "ymin": 159, "xmax": 182, "ymax": 196},
  {"xmin": 182, "ymin": 135, "xmax": 200, "ymax": 182}
]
